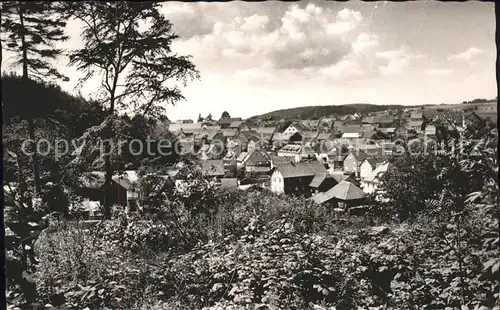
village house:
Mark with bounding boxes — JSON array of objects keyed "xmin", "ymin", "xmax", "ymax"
[
  {"xmin": 343, "ymin": 149, "xmax": 368, "ymax": 177},
  {"xmin": 271, "ymin": 132, "xmax": 293, "ymax": 150},
  {"xmin": 283, "ymin": 122, "xmax": 312, "ymax": 135},
  {"xmin": 328, "ymin": 154, "xmax": 347, "ymax": 173},
  {"xmin": 361, "ymin": 161, "xmax": 391, "ymax": 196},
  {"xmin": 240, "ymin": 148, "xmax": 271, "ymax": 174},
  {"xmin": 270, "ymin": 161, "xmax": 327, "ymax": 196},
  {"xmin": 311, "ymin": 180, "xmax": 367, "ymax": 208},
  {"xmin": 76, "ymin": 171, "xmax": 140, "ymax": 210},
  {"xmin": 233, "ymin": 130, "xmax": 260, "ymax": 151},
  {"xmin": 359, "ymin": 157, "xmax": 378, "ymax": 181}
]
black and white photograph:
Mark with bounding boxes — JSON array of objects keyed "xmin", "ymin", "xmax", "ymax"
[{"xmin": 2, "ymin": 1, "xmax": 499, "ymax": 309}]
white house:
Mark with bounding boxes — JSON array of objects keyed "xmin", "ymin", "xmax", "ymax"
[
  {"xmin": 361, "ymin": 161, "xmax": 391, "ymax": 195},
  {"xmin": 270, "ymin": 169, "xmax": 285, "ymax": 194},
  {"xmin": 359, "ymin": 158, "xmax": 377, "ymax": 181},
  {"xmin": 283, "ymin": 123, "xmax": 311, "ymax": 135},
  {"xmin": 270, "ymin": 161, "xmax": 327, "ymax": 195}
]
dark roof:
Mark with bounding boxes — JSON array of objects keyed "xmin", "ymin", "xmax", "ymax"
[
  {"xmin": 274, "ymin": 161, "xmax": 326, "ymax": 179},
  {"xmin": 331, "ymin": 172, "xmax": 352, "ymax": 183},
  {"xmin": 361, "ymin": 157, "xmax": 377, "ymax": 168},
  {"xmin": 290, "ymin": 122, "xmax": 312, "ymax": 132},
  {"xmin": 347, "ymin": 149, "xmax": 368, "ymax": 162},
  {"xmin": 309, "ymin": 172, "xmax": 334, "ymax": 188},
  {"xmin": 476, "ymin": 112, "xmax": 498, "ymax": 124},
  {"xmin": 201, "ymin": 160, "xmax": 225, "ymax": 177}
]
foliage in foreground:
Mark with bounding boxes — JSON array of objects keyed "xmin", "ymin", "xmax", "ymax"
[{"xmin": 26, "ymin": 181, "xmax": 499, "ymax": 310}]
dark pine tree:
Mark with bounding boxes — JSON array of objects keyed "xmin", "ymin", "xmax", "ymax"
[{"xmin": 1, "ymin": 1, "xmax": 69, "ymax": 195}]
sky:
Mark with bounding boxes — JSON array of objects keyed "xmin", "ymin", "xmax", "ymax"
[{"xmin": 2, "ymin": 1, "xmax": 496, "ymax": 121}]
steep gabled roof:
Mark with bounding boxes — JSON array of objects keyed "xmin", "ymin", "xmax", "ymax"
[
  {"xmin": 360, "ymin": 157, "xmax": 377, "ymax": 169},
  {"xmin": 347, "ymin": 149, "xmax": 368, "ymax": 162},
  {"xmin": 289, "ymin": 122, "xmax": 312, "ymax": 132},
  {"xmin": 244, "ymin": 149, "xmax": 270, "ymax": 166}
]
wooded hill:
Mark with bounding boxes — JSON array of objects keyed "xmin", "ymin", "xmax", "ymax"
[{"xmin": 249, "ymin": 103, "xmax": 412, "ymax": 120}]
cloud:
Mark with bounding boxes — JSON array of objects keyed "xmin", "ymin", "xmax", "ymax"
[
  {"xmin": 166, "ymin": 2, "xmax": 428, "ymax": 85},
  {"xmin": 428, "ymin": 69, "xmax": 454, "ymax": 76},
  {"xmin": 447, "ymin": 47, "xmax": 482, "ymax": 61},
  {"xmin": 160, "ymin": 2, "xmax": 236, "ymax": 40},
  {"xmin": 352, "ymin": 33, "xmax": 379, "ymax": 54},
  {"xmin": 170, "ymin": 3, "xmax": 366, "ymax": 73},
  {"xmin": 233, "ymin": 66, "xmax": 275, "ymax": 83},
  {"xmin": 376, "ymin": 46, "xmax": 425, "ymax": 75}
]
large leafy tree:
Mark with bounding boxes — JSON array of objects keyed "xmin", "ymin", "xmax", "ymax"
[
  {"xmin": 68, "ymin": 1, "xmax": 199, "ymax": 218},
  {"xmin": 1, "ymin": 1, "xmax": 69, "ymax": 195}
]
